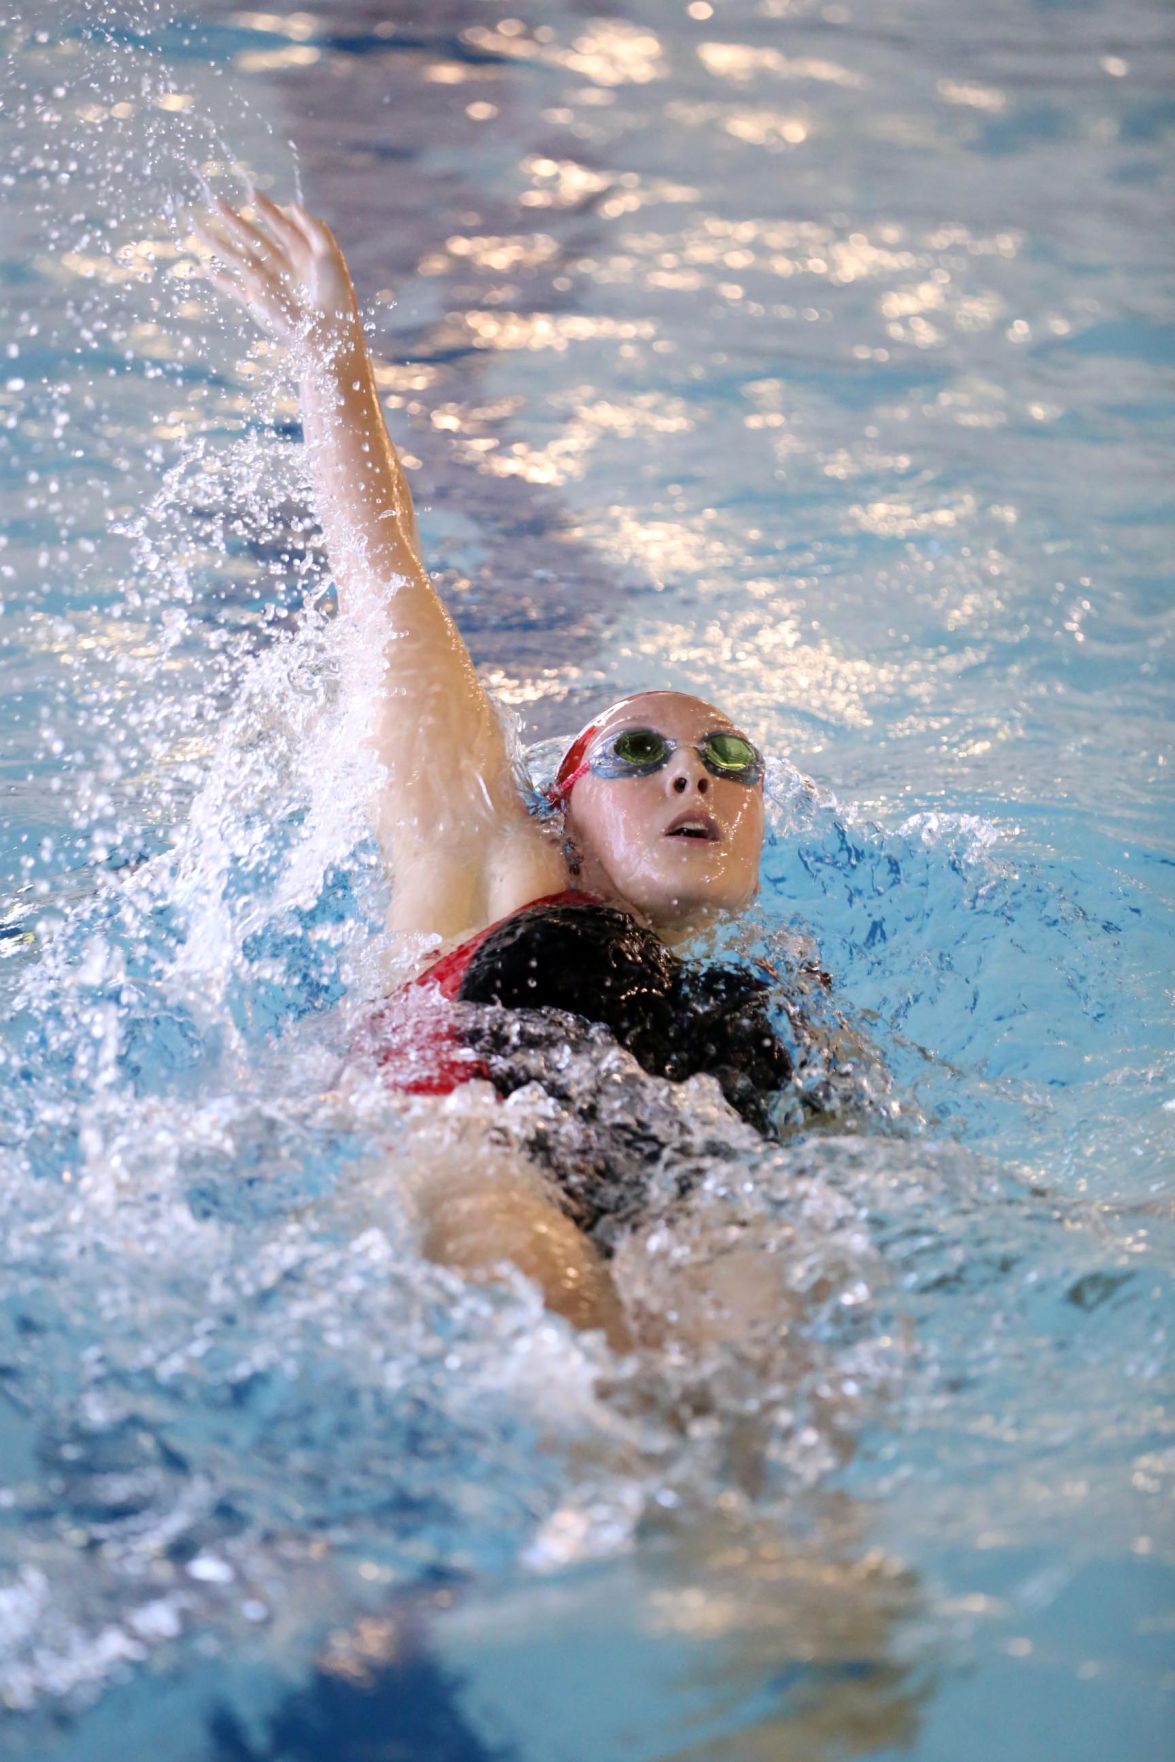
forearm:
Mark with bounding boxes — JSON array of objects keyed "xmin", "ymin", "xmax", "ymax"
[
  {"xmin": 199, "ymin": 193, "xmax": 464, "ymax": 669},
  {"xmin": 298, "ymin": 318, "xmax": 425, "ymax": 601},
  {"xmin": 299, "ymin": 319, "xmax": 484, "ymax": 696}
]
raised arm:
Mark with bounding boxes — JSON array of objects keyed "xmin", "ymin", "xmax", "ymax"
[{"xmin": 196, "ymin": 195, "xmax": 561, "ymax": 936}]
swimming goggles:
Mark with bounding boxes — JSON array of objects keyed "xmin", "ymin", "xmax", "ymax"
[{"xmin": 567, "ymin": 726, "xmax": 765, "ymax": 790}]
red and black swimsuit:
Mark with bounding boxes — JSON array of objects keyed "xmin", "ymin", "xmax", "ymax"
[
  {"xmin": 363, "ymin": 890, "xmax": 795, "ymax": 1130},
  {"xmin": 358, "ymin": 891, "xmax": 831, "ymax": 1250}
]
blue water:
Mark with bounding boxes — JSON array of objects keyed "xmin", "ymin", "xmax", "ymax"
[{"xmin": 1, "ymin": 2, "xmax": 1172, "ymax": 1758}]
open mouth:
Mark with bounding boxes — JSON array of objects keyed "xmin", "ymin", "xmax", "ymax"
[{"xmin": 664, "ymin": 812, "xmax": 721, "ymax": 842}]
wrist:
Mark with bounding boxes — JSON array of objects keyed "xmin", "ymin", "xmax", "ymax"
[{"xmin": 298, "ymin": 310, "xmax": 367, "ymax": 380}]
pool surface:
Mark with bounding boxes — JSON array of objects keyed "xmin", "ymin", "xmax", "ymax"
[{"xmin": 1, "ymin": 2, "xmax": 1172, "ymax": 1758}]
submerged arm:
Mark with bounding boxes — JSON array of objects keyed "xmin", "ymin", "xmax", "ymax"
[
  {"xmin": 419, "ymin": 1167, "xmax": 632, "ymax": 1353},
  {"xmin": 196, "ymin": 195, "xmax": 559, "ymax": 934}
]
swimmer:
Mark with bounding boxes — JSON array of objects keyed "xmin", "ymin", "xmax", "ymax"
[{"xmin": 196, "ymin": 195, "xmax": 837, "ymax": 1347}]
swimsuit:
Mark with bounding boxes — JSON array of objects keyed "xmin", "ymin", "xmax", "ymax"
[
  {"xmin": 361, "ymin": 891, "xmax": 594, "ymax": 1097},
  {"xmin": 366, "ymin": 892, "xmax": 793, "ymax": 1122},
  {"xmin": 455, "ymin": 895, "xmax": 795, "ymax": 1136},
  {"xmin": 361, "ymin": 894, "xmax": 816, "ymax": 1249}
]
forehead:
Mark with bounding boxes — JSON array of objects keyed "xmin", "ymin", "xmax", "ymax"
[{"xmin": 594, "ymin": 691, "xmax": 739, "ymax": 740}]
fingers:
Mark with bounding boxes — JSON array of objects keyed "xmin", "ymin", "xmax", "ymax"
[
  {"xmin": 210, "ymin": 197, "xmax": 277, "ymax": 272},
  {"xmin": 201, "ymin": 192, "xmax": 338, "ymax": 269},
  {"xmin": 205, "ymin": 264, "xmax": 251, "ymax": 310},
  {"xmin": 204, "ymin": 256, "xmax": 274, "ymax": 311},
  {"xmin": 192, "ymin": 192, "xmax": 350, "ymax": 341},
  {"xmin": 289, "ymin": 201, "xmax": 337, "ymax": 256},
  {"xmin": 194, "ymin": 216, "xmax": 268, "ymax": 284},
  {"xmin": 247, "ymin": 186, "xmax": 311, "ymax": 257},
  {"xmin": 197, "ymin": 242, "xmax": 295, "ymax": 339}
]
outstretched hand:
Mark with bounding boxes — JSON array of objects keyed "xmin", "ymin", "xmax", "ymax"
[{"xmin": 194, "ymin": 191, "xmax": 360, "ymax": 347}]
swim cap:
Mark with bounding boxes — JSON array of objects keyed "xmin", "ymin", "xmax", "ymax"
[{"xmin": 547, "ymin": 718, "xmax": 599, "ymax": 806}]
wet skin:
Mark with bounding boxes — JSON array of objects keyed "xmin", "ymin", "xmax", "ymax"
[{"xmin": 564, "ymin": 690, "xmax": 765, "ymax": 936}]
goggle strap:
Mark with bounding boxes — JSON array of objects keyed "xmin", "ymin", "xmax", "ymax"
[{"xmin": 547, "ymin": 721, "xmax": 599, "ymax": 804}]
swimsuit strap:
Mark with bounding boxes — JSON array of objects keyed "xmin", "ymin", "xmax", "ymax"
[
  {"xmin": 409, "ymin": 889, "xmax": 600, "ymax": 1001},
  {"xmin": 359, "ymin": 889, "xmax": 600, "ymax": 1098}
]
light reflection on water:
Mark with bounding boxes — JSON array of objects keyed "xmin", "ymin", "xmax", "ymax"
[{"xmin": 0, "ymin": 1, "xmax": 1172, "ymax": 1758}]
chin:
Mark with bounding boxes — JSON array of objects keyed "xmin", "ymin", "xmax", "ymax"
[
  {"xmin": 640, "ymin": 876, "xmax": 755, "ymax": 932},
  {"xmin": 587, "ymin": 843, "xmax": 760, "ymax": 931}
]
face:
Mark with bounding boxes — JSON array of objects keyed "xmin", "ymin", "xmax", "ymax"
[{"xmin": 563, "ymin": 691, "xmax": 765, "ymax": 933}]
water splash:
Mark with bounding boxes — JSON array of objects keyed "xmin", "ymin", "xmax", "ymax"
[{"xmin": 1, "ymin": 1, "xmax": 1171, "ymax": 1748}]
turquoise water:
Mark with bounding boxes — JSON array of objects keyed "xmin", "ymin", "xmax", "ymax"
[{"xmin": 1, "ymin": 2, "xmax": 1172, "ymax": 1757}]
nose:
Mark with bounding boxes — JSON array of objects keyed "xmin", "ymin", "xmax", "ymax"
[{"xmin": 667, "ymin": 745, "xmax": 709, "ymax": 795}]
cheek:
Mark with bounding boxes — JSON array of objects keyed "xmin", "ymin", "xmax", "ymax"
[
  {"xmin": 732, "ymin": 795, "xmax": 764, "ymax": 859},
  {"xmin": 713, "ymin": 798, "xmax": 764, "ymax": 893},
  {"xmin": 569, "ymin": 782, "xmax": 660, "ymax": 873}
]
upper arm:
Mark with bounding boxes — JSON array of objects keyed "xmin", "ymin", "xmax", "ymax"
[
  {"xmin": 358, "ymin": 568, "xmax": 525, "ymax": 889},
  {"xmin": 365, "ymin": 593, "xmax": 568, "ymax": 936}
]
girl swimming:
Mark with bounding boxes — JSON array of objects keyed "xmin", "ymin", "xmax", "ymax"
[{"xmin": 196, "ymin": 194, "xmax": 826, "ymax": 1346}]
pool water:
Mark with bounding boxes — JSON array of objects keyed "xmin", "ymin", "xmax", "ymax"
[{"xmin": 1, "ymin": 2, "xmax": 1172, "ymax": 1758}]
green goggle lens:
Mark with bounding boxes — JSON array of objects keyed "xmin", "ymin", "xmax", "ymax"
[
  {"xmin": 612, "ymin": 729, "xmax": 669, "ymax": 767},
  {"xmin": 704, "ymin": 732, "xmax": 758, "ymax": 773}
]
